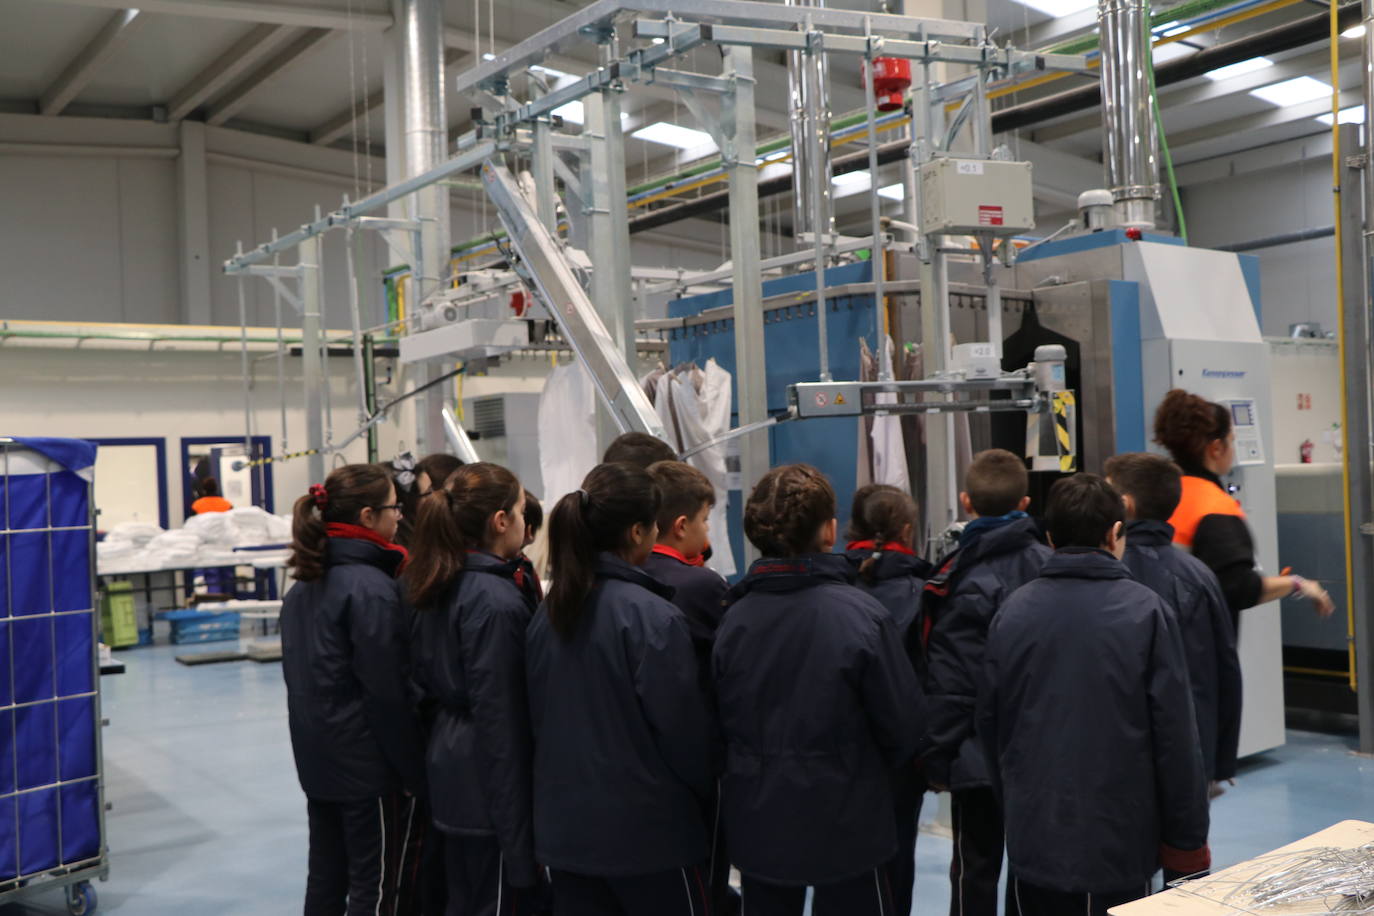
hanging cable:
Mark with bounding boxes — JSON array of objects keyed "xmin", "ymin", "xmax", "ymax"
[
  {"xmin": 273, "ymin": 249, "xmax": 288, "ymax": 453},
  {"xmin": 1145, "ymin": 9, "xmax": 1188, "ymax": 241},
  {"xmin": 345, "ymin": 227, "xmax": 371, "ymax": 424},
  {"xmin": 235, "ymin": 274, "xmax": 255, "ymax": 466}
]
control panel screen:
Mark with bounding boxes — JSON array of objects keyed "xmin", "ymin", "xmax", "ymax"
[{"xmin": 1231, "ymin": 402, "xmax": 1255, "ymax": 428}]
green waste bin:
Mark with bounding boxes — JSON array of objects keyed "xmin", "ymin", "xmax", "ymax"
[{"xmin": 100, "ymin": 581, "xmax": 139, "ymax": 648}]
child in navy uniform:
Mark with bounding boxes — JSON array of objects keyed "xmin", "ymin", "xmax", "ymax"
[
  {"xmin": 645, "ymin": 461, "xmax": 728, "ymax": 662},
  {"xmin": 980, "ymin": 473, "xmax": 1210, "ymax": 916},
  {"xmin": 281, "ymin": 464, "xmax": 426, "ymax": 916},
  {"xmin": 1106, "ymin": 453, "xmax": 1242, "ymax": 879},
  {"xmin": 714, "ymin": 464, "xmax": 922, "ymax": 916},
  {"xmin": 645, "ymin": 459, "xmax": 737, "ymax": 914},
  {"xmin": 843, "ymin": 483, "xmax": 931, "ymax": 916},
  {"xmin": 405, "ymin": 463, "xmax": 540, "ymax": 915},
  {"xmin": 526, "ymin": 462, "xmax": 716, "ymax": 916},
  {"xmin": 921, "ymin": 449, "xmax": 1050, "ymax": 916},
  {"xmin": 602, "ymin": 431, "xmax": 677, "ymax": 469}
]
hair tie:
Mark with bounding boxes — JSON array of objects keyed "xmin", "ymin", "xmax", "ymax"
[
  {"xmin": 309, "ymin": 484, "xmax": 329, "ymax": 510},
  {"xmin": 578, "ymin": 488, "xmax": 591, "ymax": 510}
]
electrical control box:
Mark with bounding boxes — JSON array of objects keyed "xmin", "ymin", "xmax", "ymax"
[{"xmin": 919, "ymin": 157, "xmax": 1035, "ymax": 236}]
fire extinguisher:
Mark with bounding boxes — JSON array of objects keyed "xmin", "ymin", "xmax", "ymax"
[
  {"xmin": 863, "ymin": 57, "xmax": 912, "ymax": 112},
  {"xmin": 1300, "ymin": 439, "xmax": 1314, "ymax": 463}
]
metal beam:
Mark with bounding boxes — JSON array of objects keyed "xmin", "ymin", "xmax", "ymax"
[
  {"xmin": 206, "ymin": 28, "xmax": 335, "ymax": 126},
  {"xmin": 39, "ymin": 8, "xmax": 143, "ymax": 116},
  {"xmin": 453, "ymin": 0, "xmax": 983, "ymax": 99},
  {"xmin": 311, "ymin": 47, "xmax": 466, "ymax": 146},
  {"xmin": 1016, "ymin": 138, "xmax": 1102, "ymax": 207},
  {"xmin": 166, "ymin": 23, "xmax": 292, "ymax": 121},
  {"xmin": 45, "ymin": 0, "xmax": 390, "ymax": 30}
]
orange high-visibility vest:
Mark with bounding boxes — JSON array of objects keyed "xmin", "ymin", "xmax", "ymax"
[{"xmin": 1168, "ymin": 475, "xmax": 1244, "ymax": 548}]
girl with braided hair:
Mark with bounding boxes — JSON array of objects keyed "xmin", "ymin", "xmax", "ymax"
[
  {"xmin": 281, "ymin": 464, "xmax": 426, "ymax": 915},
  {"xmin": 712, "ymin": 464, "xmax": 923, "ymax": 916}
]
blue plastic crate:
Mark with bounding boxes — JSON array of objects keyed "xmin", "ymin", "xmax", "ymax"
[{"xmin": 163, "ymin": 610, "xmax": 240, "ymax": 645}]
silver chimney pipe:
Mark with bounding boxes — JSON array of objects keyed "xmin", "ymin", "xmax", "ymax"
[
  {"xmin": 1098, "ymin": 0, "xmax": 1159, "ymax": 228},
  {"xmin": 394, "ymin": 0, "xmax": 451, "ymax": 454},
  {"xmin": 787, "ymin": 0, "xmax": 835, "ymax": 248}
]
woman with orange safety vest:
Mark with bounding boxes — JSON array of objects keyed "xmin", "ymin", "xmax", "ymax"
[{"xmin": 1152, "ymin": 389, "xmax": 1334, "ymax": 626}]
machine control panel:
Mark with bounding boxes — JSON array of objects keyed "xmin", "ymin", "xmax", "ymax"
[{"xmin": 1222, "ymin": 397, "xmax": 1265, "ymax": 466}]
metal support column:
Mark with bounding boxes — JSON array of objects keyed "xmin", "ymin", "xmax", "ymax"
[
  {"xmin": 300, "ymin": 235, "xmax": 327, "ymax": 484},
  {"xmin": 395, "ymin": 0, "xmax": 451, "ymax": 456},
  {"xmin": 1339, "ymin": 119, "xmax": 1374, "ymax": 751},
  {"xmin": 585, "ymin": 41, "xmax": 638, "ymax": 449},
  {"xmin": 725, "ymin": 46, "xmax": 770, "ymax": 544},
  {"xmin": 532, "ymin": 84, "xmax": 559, "ymax": 234}
]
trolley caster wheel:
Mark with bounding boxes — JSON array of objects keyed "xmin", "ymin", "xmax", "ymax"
[{"xmin": 66, "ymin": 882, "xmax": 97, "ymax": 915}]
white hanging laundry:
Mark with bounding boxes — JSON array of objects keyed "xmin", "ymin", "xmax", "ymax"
[
  {"xmin": 870, "ymin": 334, "xmax": 911, "ymax": 494},
  {"xmin": 537, "ymin": 361, "xmax": 600, "ymax": 513}
]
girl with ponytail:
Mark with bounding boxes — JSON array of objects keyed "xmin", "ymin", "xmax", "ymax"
[
  {"xmin": 840, "ymin": 484, "xmax": 930, "ymax": 916},
  {"xmin": 402, "ymin": 462, "xmax": 543, "ymax": 912},
  {"xmin": 280, "ymin": 464, "xmax": 426, "ymax": 915},
  {"xmin": 713, "ymin": 464, "xmax": 923, "ymax": 916},
  {"xmin": 525, "ymin": 462, "xmax": 716, "ymax": 916}
]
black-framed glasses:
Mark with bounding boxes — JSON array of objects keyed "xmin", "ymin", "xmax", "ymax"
[{"xmin": 375, "ymin": 504, "xmax": 404, "ymax": 514}]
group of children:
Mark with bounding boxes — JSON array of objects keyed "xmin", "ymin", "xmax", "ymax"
[{"xmin": 279, "ymin": 412, "xmax": 1256, "ymax": 916}]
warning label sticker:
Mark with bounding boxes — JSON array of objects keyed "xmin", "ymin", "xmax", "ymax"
[
  {"xmin": 978, "ymin": 206, "xmax": 1004, "ymax": 226},
  {"xmin": 835, "ymin": 394, "xmax": 846, "ymax": 405}
]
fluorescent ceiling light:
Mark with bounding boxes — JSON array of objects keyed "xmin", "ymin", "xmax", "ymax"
[
  {"xmin": 482, "ymin": 52, "xmax": 495, "ymax": 60},
  {"xmin": 1204, "ymin": 57, "xmax": 1272, "ymax": 81},
  {"xmin": 1008, "ymin": 0, "xmax": 1095, "ymax": 18},
  {"xmin": 1154, "ymin": 20, "xmax": 1191, "ymax": 36},
  {"xmin": 1344, "ymin": 24, "xmax": 1366, "ymax": 38},
  {"xmin": 878, "ymin": 183, "xmax": 904, "ymax": 201},
  {"xmin": 1249, "ymin": 76, "xmax": 1331, "ymax": 106},
  {"xmin": 1318, "ymin": 105, "xmax": 1365, "ymax": 126},
  {"xmin": 632, "ymin": 121, "xmax": 716, "ymax": 150},
  {"xmin": 832, "ymin": 170, "xmax": 872, "ymax": 197}
]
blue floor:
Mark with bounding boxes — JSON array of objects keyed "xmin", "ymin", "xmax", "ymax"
[{"xmin": 5, "ymin": 644, "xmax": 1374, "ymax": 914}]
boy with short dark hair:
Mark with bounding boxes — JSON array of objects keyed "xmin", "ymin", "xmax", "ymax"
[
  {"xmin": 645, "ymin": 460, "xmax": 736, "ymax": 915},
  {"xmin": 979, "ymin": 473, "xmax": 1210, "ymax": 916},
  {"xmin": 1105, "ymin": 454, "xmax": 1242, "ymax": 793},
  {"xmin": 604, "ymin": 432, "xmax": 677, "ymax": 469},
  {"xmin": 645, "ymin": 460, "xmax": 728, "ymax": 662},
  {"xmin": 921, "ymin": 448, "xmax": 1051, "ymax": 916}
]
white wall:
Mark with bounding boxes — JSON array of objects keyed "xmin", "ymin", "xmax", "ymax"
[
  {"xmin": 1183, "ymin": 144, "xmax": 1338, "ymax": 338},
  {"xmin": 0, "ymin": 344, "xmax": 428, "ymax": 526}
]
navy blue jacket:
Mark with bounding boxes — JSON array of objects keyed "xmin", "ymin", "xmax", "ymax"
[
  {"xmin": 644, "ymin": 548, "xmax": 728, "ymax": 668},
  {"xmin": 281, "ymin": 537, "xmax": 425, "ymax": 802},
  {"xmin": 526, "ymin": 553, "xmax": 715, "ymax": 877},
  {"xmin": 713, "ymin": 554, "xmax": 923, "ymax": 885},
  {"xmin": 842, "ymin": 546, "xmax": 933, "ymax": 645},
  {"xmin": 1123, "ymin": 519, "xmax": 1243, "ymax": 781},
  {"xmin": 410, "ymin": 552, "xmax": 536, "ymax": 886},
  {"xmin": 979, "ymin": 549, "xmax": 1210, "ymax": 893},
  {"xmin": 921, "ymin": 516, "xmax": 1051, "ymax": 790}
]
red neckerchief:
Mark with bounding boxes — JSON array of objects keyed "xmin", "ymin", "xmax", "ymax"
[
  {"xmin": 653, "ymin": 544, "xmax": 706, "ymax": 567},
  {"xmin": 326, "ymin": 522, "xmax": 409, "ymax": 571},
  {"xmin": 514, "ymin": 553, "xmax": 544, "ymax": 602},
  {"xmin": 846, "ymin": 539, "xmax": 917, "ymax": 557}
]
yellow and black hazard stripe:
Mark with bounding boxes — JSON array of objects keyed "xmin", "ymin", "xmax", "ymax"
[{"xmin": 1052, "ymin": 391, "xmax": 1076, "ymax": 472}]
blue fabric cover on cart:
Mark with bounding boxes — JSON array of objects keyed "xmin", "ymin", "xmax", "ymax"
[{"xmin": 1, "ymin": 437, "xmax": 100, "ymax": 881}]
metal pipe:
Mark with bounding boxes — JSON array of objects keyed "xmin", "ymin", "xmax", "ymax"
[
  {"xmin": 1215, "ymin": 225, "xmax": 1336, "ymax": 251},
  {"xmin": 395, "ymin": 0, "xmax": 451, "ymax": 457},
  {"xmin": 801, "ymin": 21, "xmax": 833, "ymax": 380},
  {"xmin": 300, "ymin": 236, "xmax": 326, "ymax": 484},
  {"xmin": 863, "ymin": 27, "xmax": 889, "ymax": 378},
  {"xmin": 997, "ymin": 4, "xmax": 1362, "ymax": 134},
  {"xmin": 1099, "ymin": 0, "xmax": 1159, "ymax": 228},
  {"xmin": 345, "ymin": 228, "xmax": 371, "ymax": 423},
  {"xmin": 272, "ymin": 248, "xmax": 289, "ymax": 452},
  {"xmin": 441, "ymin": 406, "xmax": 482, "ymax": 464},
  {"xmin": 235, "ymin": 272, "xmax": 255, "ymax": 462},
  {"xmin": 788, "ymin": 3, "xmax": 835, "ymax": 253}
]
